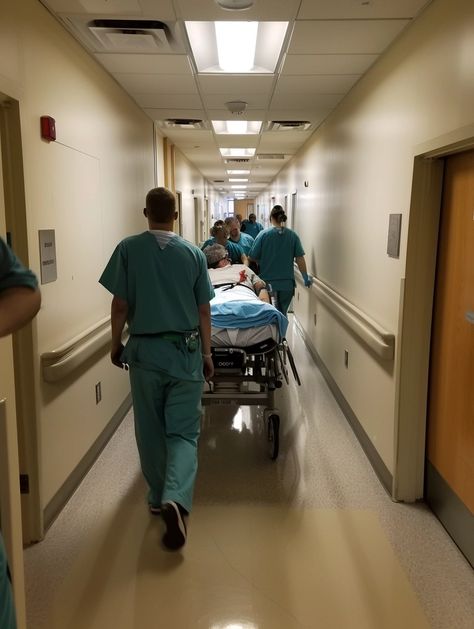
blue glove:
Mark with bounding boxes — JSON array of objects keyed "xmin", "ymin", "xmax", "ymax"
[{"xmin": 302, "ymin": 272, "xmax": 312, "ymax": 287}]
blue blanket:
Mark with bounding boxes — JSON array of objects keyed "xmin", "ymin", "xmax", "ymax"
[{"xmin": 211, "ymin": 299, "xmax": 288, "ymax": 338}]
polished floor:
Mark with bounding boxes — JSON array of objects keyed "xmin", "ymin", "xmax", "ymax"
[{"xmin": 24, "ymin": 320, "xmax": 474, "ymax": 629}]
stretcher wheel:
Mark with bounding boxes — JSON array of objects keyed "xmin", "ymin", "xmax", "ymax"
[{"xmin": 267, "ymin": 414, "xmax": 280, "ymax": 460}]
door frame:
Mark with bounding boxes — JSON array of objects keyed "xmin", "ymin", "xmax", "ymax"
[
  {"xmin": 394, "ymin": 124, "xmax": 474, "ymax": 501},
  {"xmin": 0, "ymin": 96, "xmax": 43, "ymax": 541}
]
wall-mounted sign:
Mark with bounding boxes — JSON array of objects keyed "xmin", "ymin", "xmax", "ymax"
[
  {"xmin": 387, "ymin": 213, "xmax": 402, "ymax": 258},
  {"xmin": 38, "ymin": 229, "xmax": 57, "ymax": 284}
]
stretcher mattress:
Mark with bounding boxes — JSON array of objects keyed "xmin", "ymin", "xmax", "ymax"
[
  {"xmin": 211, "ymin": 323, "xmax": 279, "ymax": 347},
  {"xmin": 210, "ymin": 283, "xmax": 286, "ymax": 347}
]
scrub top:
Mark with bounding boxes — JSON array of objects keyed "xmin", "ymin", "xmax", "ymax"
[
  {"xmin": 0, "ymin": 237, "xmax": 38, "ymax": 291},
  {"xmin": 230, "ymin": 232, "xmax": 254, "ymax": 255},
  {"xmin": 244, "ymin": 221, "xmax": 264, "ymax": 239},
  {"xmin": 201, "ymin": 237, "xmax": 244, "ymax": 264},
  {"xmin": 249, "ymin": 227, "xmax": 305, "ymax": 291},
  {"xmin": 99, "ymin": 231, "xmax": 214, "ymax": 334},
  {"xmin": 99, "ymin": 231, "xmax": 214, "ymax": 382}
]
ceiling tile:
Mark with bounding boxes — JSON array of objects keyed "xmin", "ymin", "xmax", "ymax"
[
  {"xmin": 144, "ymin": 108, "xmax": 206, "ymax": 120},
  {"xmin": 289, "ymin": 20, "xmax": 410, "ymax": 54},
  {"xmin": 281, "ymin": 53, "xmax": 379, "ymax": 75},
  {"xmin": 135, "ymin": 94, "xmax": 203, "ymax": 108},
  {"xmin": 216, "ymin": 137, "xmax": 259, "ymax": 149},
  {"xmin": 113, "ymin": 73, "xmax": 197, "ymax": 94},
  {"xmin": 258, "ymin": 132, "xmax": 313, "ymax": 153},
  {"xmin": 197, "ymin": 75, "xmax": 274, "ymax": 95},
  {"xmin": 174, "ymin": 0, "xmax": 301, "ymax": 21},
  {"xmin": 270, "ymin": 92, "xmax": 344, "ymax": 110},
  {"xmin": 202, "ymin": 93, "xmax": 270, "ymax": 109},
  {"xmin": 42, "ymin": 0, "xmax": 177, "ymax": 18},
  {"xmin": 297, "ymin": 0, "xmax": 431, "ymax": 20},
  {"xmin": 276, "ymin": 74, "xmax": 360, "ymax": 94},
  {"xmin": 94, "ymin": 53, "xmax": 192, "ymax": 74}
]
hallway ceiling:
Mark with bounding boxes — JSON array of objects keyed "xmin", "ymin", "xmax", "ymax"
[{"xmin": 40, "ymin": 0, "xmax": 432, "ymax": 199}]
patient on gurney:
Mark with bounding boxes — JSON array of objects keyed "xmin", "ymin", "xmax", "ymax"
[
  {"xmin": 203, "ymin": 244, "xmax": 288, "ymax": 346},
  {"xmin": 203, "ymin": 243, "xmax": 270, "ymax": 303}
]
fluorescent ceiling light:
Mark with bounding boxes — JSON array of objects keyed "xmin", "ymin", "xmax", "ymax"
[
  {"xmin": 227, "ymin": 170, "xmax": 250, "ymax": 175},
  {"xmin": 231, "ymin": 185, "xmax": 247, "ymax": 189},
  {"xmin": 229, "ymin": 178, "xmax": 248, "ymax": 182},
  {"xmin": 215, "ymin": 21, "xmax": 257, "ymax": 72},
  {"xmin": 185, "ymin": 21, "xmax": 289, "ymax": 74},
  {"xmin": 212, "ymin": 120, "xmax": 262, "ymax": 135},
  {"xmin": 220, "ymin": 148, "xmax": 256, "ymax": 157}
]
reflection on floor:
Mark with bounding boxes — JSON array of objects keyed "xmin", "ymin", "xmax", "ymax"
[{"xmin": 24, "ymin": 320, "xmax": 474, "ymax": 629}]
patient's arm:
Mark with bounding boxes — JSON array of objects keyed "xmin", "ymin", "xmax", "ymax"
[
  {"xmin": 240, "ymin": 253, "xmax": 249, "ymax": 266},
  {"xmin": 254, "ymin": 281, "xmax": 270, "ymax": 303}
]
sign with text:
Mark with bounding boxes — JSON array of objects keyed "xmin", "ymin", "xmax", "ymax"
[{"xmin": 38, "ymin": 229, "xmax": 57, "ymax": 284}]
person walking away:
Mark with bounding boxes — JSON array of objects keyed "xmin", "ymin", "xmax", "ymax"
[
  {"xmin": 0, "ymin": 236, "xmax": 41, "ymax": 629},
  {"xmin": 249, "ymin": 204, "xmax": 312, "ymax": 316},
  {"xmin": 99, "ymin": 187, "xmax": 214, "ymax": 551}
]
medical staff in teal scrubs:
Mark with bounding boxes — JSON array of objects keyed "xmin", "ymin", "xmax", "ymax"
[
  {"xmin": 0, "ymin": 236, "xmax": 41, "ymax": 629},
  {"xmin": 201, "ymin": 223, "xmax": 246, "ymax": 264},
  {"xmin": 249, "ymin": 205, "xmax": 312, "ymax": 316},
  {"xmin": 99, "ymin": 188, "xmax": 214, "ymax": 551},
  {"xmin": 243, "ymin": 213, "xmax": 264, "ymax": 239},
  {"xmin": 224, "ymin": 217, "xmax": 255, "ymax": 255}
]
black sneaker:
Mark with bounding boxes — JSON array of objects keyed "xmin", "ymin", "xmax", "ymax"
[{"xmin": 161, "ymin": 501, "xmax": 187, "ymax": 550}]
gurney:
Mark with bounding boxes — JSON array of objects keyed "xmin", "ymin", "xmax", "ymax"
[{"xmin": 202, "ymin": 284, "xmax": 301, "ymax": 459}]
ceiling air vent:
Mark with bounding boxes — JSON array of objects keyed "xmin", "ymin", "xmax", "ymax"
[
  {"xmin": 163, "ymin": 119, "xmax": 205, "ymax": 129},
  {"xmin": 62, "ymin": 17, "xmax": 183, "ymax": 53},
  {"xmin": 256, "ymin": 154, "xmax": 285, "ymax": 160},
  {"xmin": 268, "ymin": 120, "xmax": 312, "ymax": 131},
  {"xmin": 224, "ymin": 158, "xmax": 251, "ymax": 164},
  {"xmin": 213, "ymin": 179, "xmax": 225, "ymax": 183}
]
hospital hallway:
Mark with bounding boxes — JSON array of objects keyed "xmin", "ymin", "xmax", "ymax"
[{"xmin": 23, "ymin": 318, "xmax": 474, "ymax": 629}]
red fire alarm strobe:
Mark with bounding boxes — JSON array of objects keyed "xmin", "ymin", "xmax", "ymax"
[{"xmin": 40, "ymin": 116, "xmax": 56, "ymax": 142}]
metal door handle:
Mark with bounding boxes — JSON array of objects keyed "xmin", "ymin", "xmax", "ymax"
[{"xmin": 466, "ymin": 311, "xmax": 474, "ymax": 324}]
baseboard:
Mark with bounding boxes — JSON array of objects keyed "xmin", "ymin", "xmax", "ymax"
[
  {"xmin": 425, "ymin": 461, "xmax": 474, "ymax": 568},
  {"xmin": 293, "ymin": 317, "xmax": 393, "ymax": 496},
  {"xmin": 44, "ymin": 394, "xmax": 132, "ymax": 531}
]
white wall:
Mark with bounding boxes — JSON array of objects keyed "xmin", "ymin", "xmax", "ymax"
[
  {"xmin": 0, "ymin": 0, "xmax": 155, "ymax": 508},
  {"xmin": 258, "ymin": 0, "xmax": 474, "ymax": 479}
]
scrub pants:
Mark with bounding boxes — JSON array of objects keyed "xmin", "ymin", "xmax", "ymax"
[
  {"xmin": 274, "ymin": 289, "xmax": 294, "ymax": 317},
  {"xmin": 0, "ymin": 533, "xmax": 16, "ymax": 629},
  {"xmin": 129, "ymin": 366, "xmax": 203, "ymax": 514}
]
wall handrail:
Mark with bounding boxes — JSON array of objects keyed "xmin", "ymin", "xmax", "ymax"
[
  {"xmin": 296, "ymin": 272, "xmax": 395, "ymax": 360},
  {"xmin": 41, "ymin": 316, "xmax": 111, "ymax": 383}
]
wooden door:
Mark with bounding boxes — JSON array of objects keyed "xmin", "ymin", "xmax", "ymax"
[{"xmin": 426, "ymin": 150, "xmax": 474, "ymax": 562}]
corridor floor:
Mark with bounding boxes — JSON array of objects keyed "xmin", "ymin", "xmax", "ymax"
[{"xmin": 24, "ymin": 320, "xmax": 474, "ymax": 628}]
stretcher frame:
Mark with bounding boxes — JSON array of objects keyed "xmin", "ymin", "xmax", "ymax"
[{"xmin": 202, "ymin": 336, "xmax": 300, "ymax": 460}]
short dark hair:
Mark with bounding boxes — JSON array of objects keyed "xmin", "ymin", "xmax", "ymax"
[{"xmin": 145, "ymin": 187, "xmax": 176, "ymax": 222}]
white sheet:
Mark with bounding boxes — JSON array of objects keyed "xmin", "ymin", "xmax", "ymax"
[{"xmin": 211, "ymin": 323, "xmax": 278, "ymax": 347}]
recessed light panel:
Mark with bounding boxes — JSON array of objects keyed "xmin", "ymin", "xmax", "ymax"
[
  {"xmin": 212, "ymin": 120, "xmax": 262, "ymax": 134},
  {"xmin": 185, "ymin": 21, "xmax": 289, "ymax": 74}
]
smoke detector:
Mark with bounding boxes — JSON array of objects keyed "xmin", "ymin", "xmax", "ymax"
[
  {"xmin": 216, "ymin": 0, "xmax": 254, "ymax": 9},
  {"xmin": 225, "ymin": 101, "xmax": 248, "ymax": 115}
]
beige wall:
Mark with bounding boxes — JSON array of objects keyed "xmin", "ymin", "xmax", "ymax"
[
  {"xmin": 257, "ymin": 0, "xmax": 474, "ymax": 479},
  {"xmin": 0, "ymin": 0, "xmax": 155, "ymax": 509}
]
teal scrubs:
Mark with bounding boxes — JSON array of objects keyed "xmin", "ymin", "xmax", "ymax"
[
  {"xmin": 99, "ymin": 231, "xmax": 214, "ymax": 513},
  {"xmin": 230, "ymin": 232, "xmax": 254, "ymax": 255},
  {"xmin": 244, "ymin": 220, "xmax": 264, "ymax": 239},
  {"xmin": 0, "ymin": 237, "xmax": 37, "ymax": 629},
  {"xmin": 201, "ymin": 237, "xmax": 244, "ymax": 264},
  {"xmin": 249, "ymin": 227, "xmax": 305, "ymax": 316}
]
